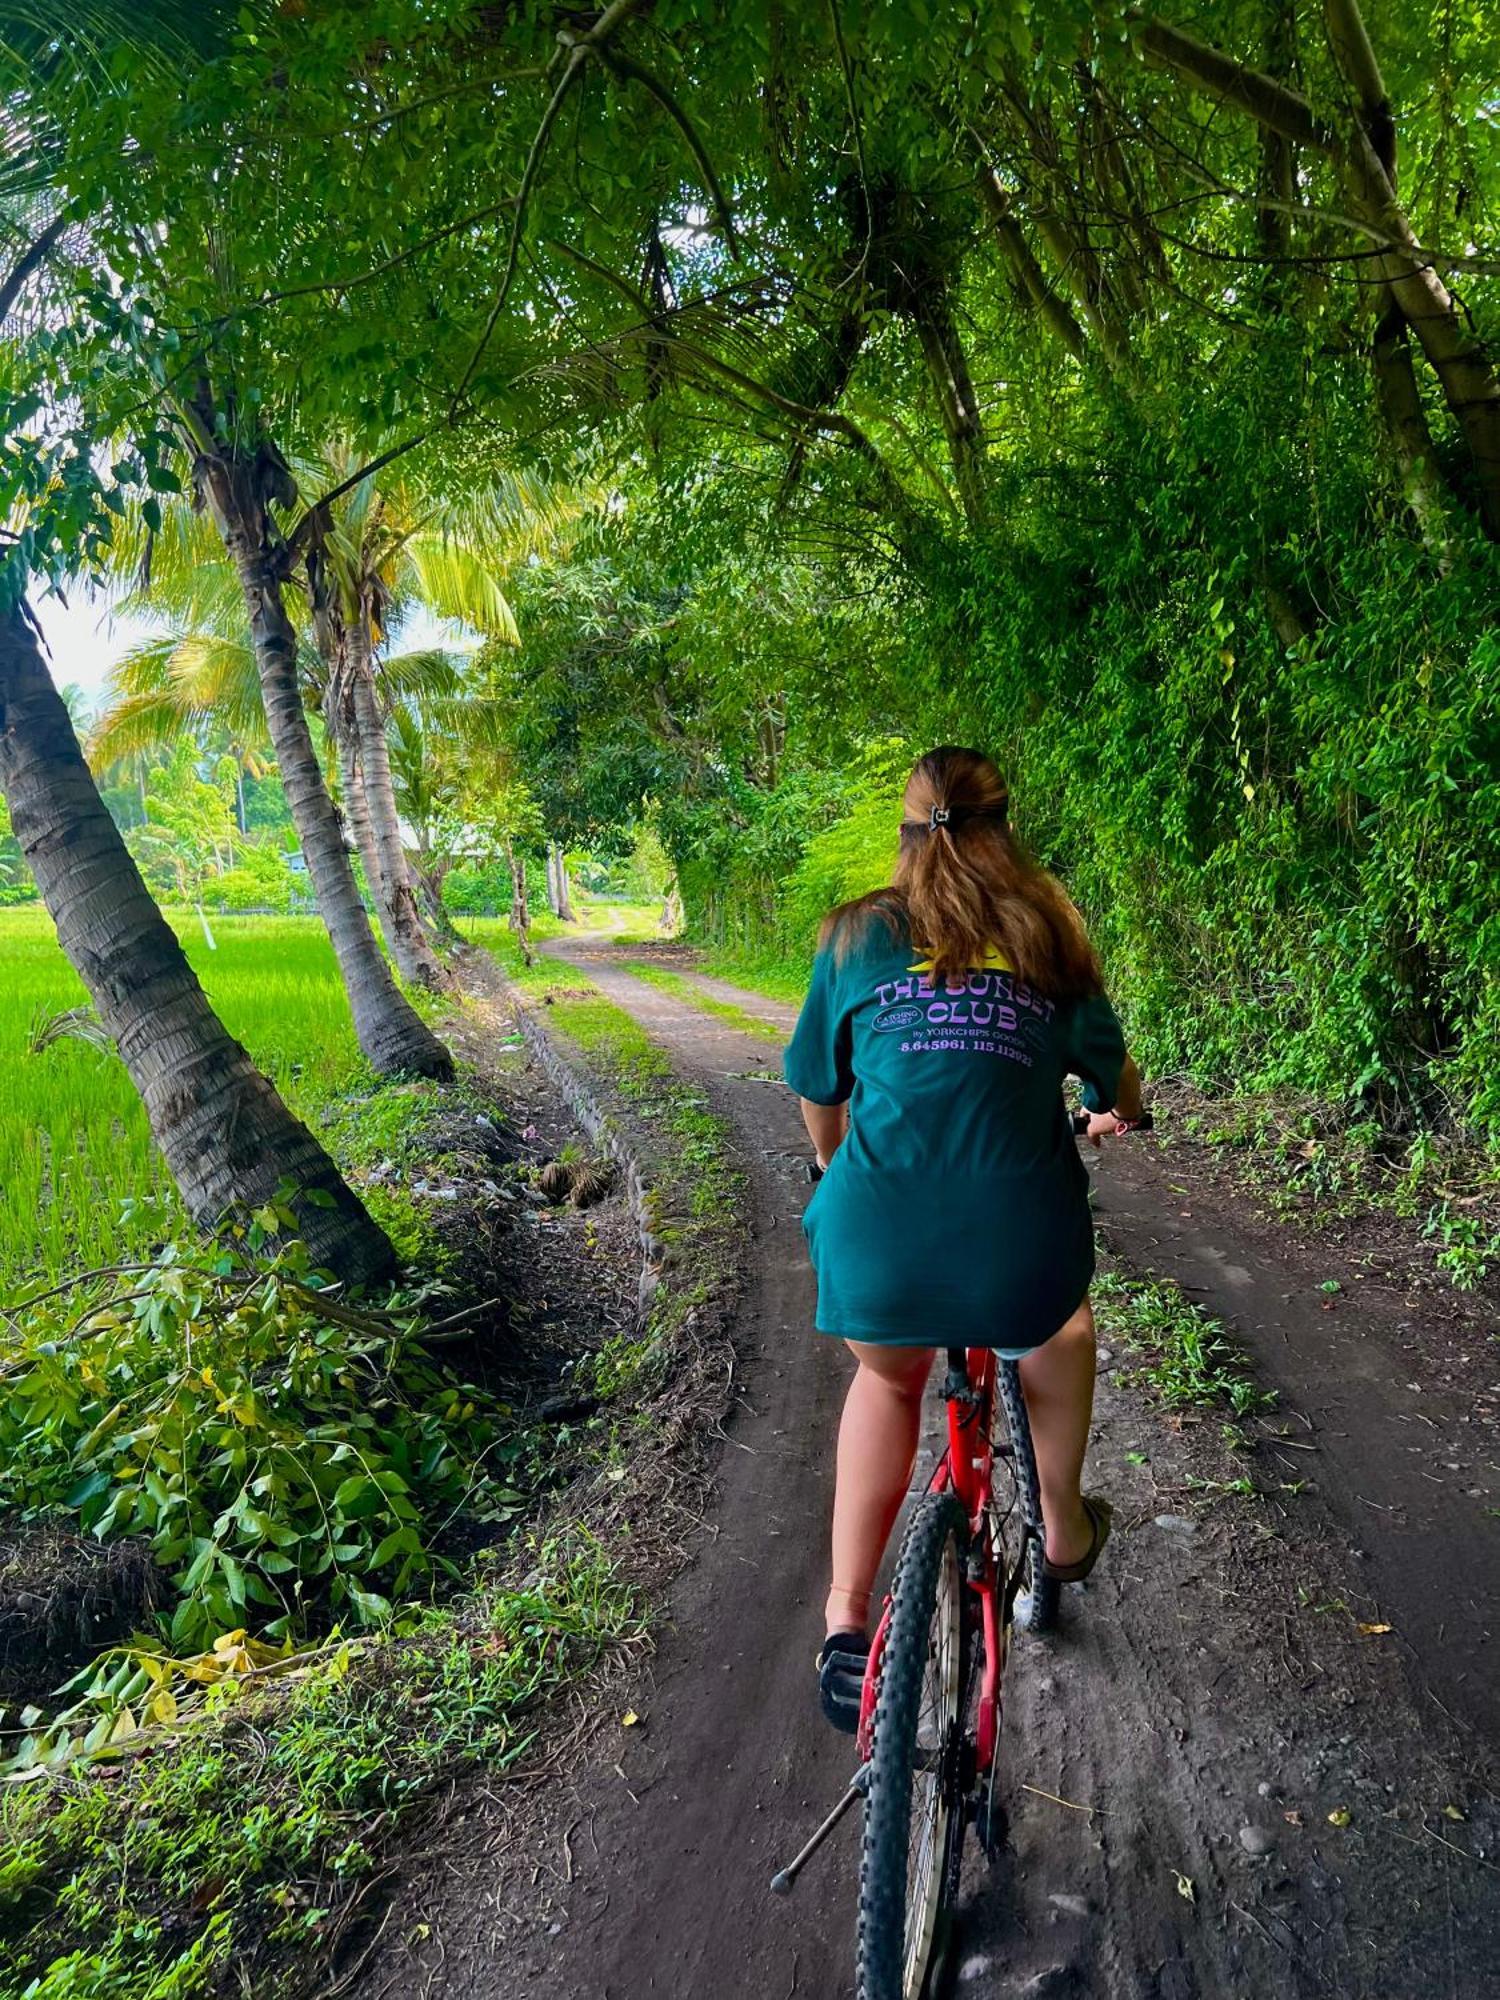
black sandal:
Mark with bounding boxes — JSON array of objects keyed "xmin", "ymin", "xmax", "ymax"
[
  {"xmin": 817, "ymin": 1629, "xmax": 871, "ymax": 1735},
  {"xmin": 1041, "ymin": 1496, "xmax": 1113, "ymax": 1582}
]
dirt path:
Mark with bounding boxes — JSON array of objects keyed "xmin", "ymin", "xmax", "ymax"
[{"xmin": 402, "ymin": 944, "xmax": 1500, "ymax": 1999}]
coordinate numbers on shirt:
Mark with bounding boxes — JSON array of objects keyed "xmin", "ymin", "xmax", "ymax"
[{"xmin": 899, "ymin": 1038, "xmax": 1035, "ymax": 1066}]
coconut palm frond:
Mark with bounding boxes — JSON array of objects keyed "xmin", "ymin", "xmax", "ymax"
[
  {"xmin": 108, "ymin": 493, "xmax": 232, "ymax": 606},
  {"xmin": 0, "ymin": 0, "xmax": 234, "ymax": 64},
  {"xmin": 438, "ymin": 469, "xmax": 597, "ymax": 563},
  {"xmin": 376, "ymin": 648, "xmax": 469, "ymax": 704},
  {"xmin": 401, "ymin": 536, "xmax": 520, "ymax": 642},
  {"xmin": 164, "ymin": 634, "xmax": 266, "ymax": 737},
  {"xmin": 88, "ymin": 687, "xmax": 203, "ymax": 769},
  {"xmin": 421, "ymin": 694, "xmax": 516, "ymax": 752},
  {"xmin": 90, "ymin": 626, "xmax": 269, "ymax": 770},
  {"xmin": 101, "ymin": 634, "xmax": 179, "ymax": 696}
]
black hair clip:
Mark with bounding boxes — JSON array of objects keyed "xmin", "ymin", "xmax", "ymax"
[{"xmin": 929, "ymin": 805, "xmax": 951, "ymax": 830}]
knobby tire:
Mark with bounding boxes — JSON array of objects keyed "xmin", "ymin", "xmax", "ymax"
[{"xmin": 857, "ymin": 1491, "xmax": 969, "ymax": 2000}]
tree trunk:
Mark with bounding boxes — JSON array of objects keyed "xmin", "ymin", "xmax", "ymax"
[
  {"xmin": 193, "ymin": 449, "xmax": 452, "ymax": 1077},
  {"xmin": 1030, "ymin": 207, "xmax": 1136, "ymax": 381},
  {"xmin": 415, "ymin": 855, "xmax": 462, "ymax": 943},
  {"xmin": 347, "ymin": 616, "xmax": 453, "ymax": 992},
  {"xmin": 1321, "ymin": 0, "xmax": 1451, "ymax": 552},
  {"xmin": 335, "ymin": 727, "xmax": 383, "ymax": 911},
  {"xmin": 1372, "ymin": 303, "xmax": 1452, "ymax": 554},
  {"xmin": 974, "ymin": 164, "xmax": 1089, "ymax": 365},
  {"xmin": 995, "ymin": 68, "xmax": 1138, "ymax": 382},
  {"xmin": 0, "ymin": 603, "xmax": 395, "ymax": 1285},
  {"xmin": 907, "ymin": 276, "xmax": 990, "ymax": 526},
  {"xmin": 547, "ymin": 841, "xmax": 575, "ymax": 921},
  {"xmin": 504, "ymin": 836, "xmax": 533, "ymax": 964}
]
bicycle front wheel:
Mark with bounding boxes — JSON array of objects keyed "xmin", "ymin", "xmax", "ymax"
[{"xmin": 857, "ymin": 1491, "xmax": 969, "ymax": 2000}]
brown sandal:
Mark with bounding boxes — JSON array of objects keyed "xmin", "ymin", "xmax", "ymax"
[{"xmin": 1042, "ymin": 1496, "xmax": 1113, "ymax": 1582}]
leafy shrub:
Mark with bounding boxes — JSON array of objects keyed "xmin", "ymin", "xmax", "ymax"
[
  {"xmin": 1, "ymin": 1542, "xmax": 635, "ymax": 1988},
  {"xmin": 0, "ymin": 1223, "xmax": 524, "ymax": 1655},
  {"xmin": 441, "ymin": 858, "xmax": 545, "ymax": 914},
  {"xmin": 203, "ymin": 850, "xmax": 295, "ymax": 913}
]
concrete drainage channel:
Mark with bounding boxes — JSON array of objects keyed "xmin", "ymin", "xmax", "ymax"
[{"xmin": 506, "ymin": 988, "xmax": 719, "ymax": 1322}]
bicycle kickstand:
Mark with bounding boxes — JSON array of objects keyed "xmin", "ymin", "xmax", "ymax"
[{"xmin": 769, "ymin": 1764, "xmax": 870, "ymax": 1896}]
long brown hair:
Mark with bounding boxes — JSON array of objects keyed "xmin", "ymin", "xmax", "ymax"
[{"xmin": 825, "ymin": 746, "xmax": 1102, "ymax": 999}]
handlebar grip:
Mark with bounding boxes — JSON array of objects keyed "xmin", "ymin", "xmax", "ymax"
[{"xmin": 1072, "ymin": 1109, "xmax": 1154, "ymax": 1136}]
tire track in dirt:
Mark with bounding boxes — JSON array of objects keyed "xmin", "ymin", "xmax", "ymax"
[{"xmin": 389, "ymin": 945, "xmax": 1500, "ymax": 2000}]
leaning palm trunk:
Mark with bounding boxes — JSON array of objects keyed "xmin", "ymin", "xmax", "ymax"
[
  {"xmin": 335, "ymin": 729, "xmax": 384, "ymax": 914},
  {"xmin": 191, "ymin": 444, "xmax": 452, "ymax": 1078},
  {"xmin": 347, "ymin": 616, "xmax": 452, "ymax": 992},
  {"xmin": 0, "ymin": 603, "xmax": 395, "ymax": 1286}
]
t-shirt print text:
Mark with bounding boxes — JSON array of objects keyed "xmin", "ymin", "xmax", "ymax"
[{"xmin": 870, "ymin": 966, "xmax": 1056, "ymax": 1066}]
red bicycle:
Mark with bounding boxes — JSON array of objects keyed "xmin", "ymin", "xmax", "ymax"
[{"xmin": 772, "ymin": 1109, "xmax": 1150, "ymax": 2000}]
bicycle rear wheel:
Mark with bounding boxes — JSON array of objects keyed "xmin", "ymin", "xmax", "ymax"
[{"xmin": 857, "ymin": 1492, "xmax": 969, "ymax": 2000}]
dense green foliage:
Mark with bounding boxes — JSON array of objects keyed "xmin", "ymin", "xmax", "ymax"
[{"xmin": 8, "ymin": 0, "xmax": 1499, "ymax": 1135}]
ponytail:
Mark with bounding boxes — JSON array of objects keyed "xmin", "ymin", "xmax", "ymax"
[{"xmin": 827, "ymin": 745, "xmax": 1102, "ymax": 1001}]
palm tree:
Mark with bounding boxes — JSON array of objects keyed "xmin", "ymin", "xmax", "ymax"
[
  {"xmin": 301, "ymin": 449, "xmax": 578, "ymax": 989},
  {"xmin": 172, "ymin": 392, "xmax": 452, "ymax": 1078},
  {"xmin": 88, "ymin": 579, "xmax": 494, "ymax": 951},
  {"xmin": 0, "ymin": 600, "xmax": 396, "ymax": 1284}
]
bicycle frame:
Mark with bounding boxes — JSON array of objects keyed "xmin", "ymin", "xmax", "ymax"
[{"xmin": 854, "ymin": 1348, "xmax": 1042, "ymax": 1777}]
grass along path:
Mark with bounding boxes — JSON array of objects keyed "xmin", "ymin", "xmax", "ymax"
[{"xmin": 615, "ymin": 959, "xmax": 786, "ymax": 1044}]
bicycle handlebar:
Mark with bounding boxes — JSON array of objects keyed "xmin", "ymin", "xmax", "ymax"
[{"xmin": 807, "ymin": 1107, "xmax": 1152, "ymax": 1178}]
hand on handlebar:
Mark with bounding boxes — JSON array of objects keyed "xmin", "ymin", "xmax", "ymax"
[
  {"xmin": 1084, "ymin": 1110, "xmax": 1129, "ymax": 1148},
  {"xmin": 1071, "ymin": 1107, "xmax": 1154, "ymax": 1147}
]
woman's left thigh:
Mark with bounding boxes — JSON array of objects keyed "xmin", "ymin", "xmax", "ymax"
[{"xmin": 844, "ymin": 1340, "xmax": 936, "ymax": 1393}]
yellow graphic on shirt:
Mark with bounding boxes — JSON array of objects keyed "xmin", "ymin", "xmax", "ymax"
[{"xmin": 907, "ymin": 943, "xmax": 1013, "ymax": 975}]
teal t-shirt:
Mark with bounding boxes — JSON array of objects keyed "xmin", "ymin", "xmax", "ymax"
[{"xmin": 783, "ymin": 915, "xmax": 1126, "ymax": 1348}]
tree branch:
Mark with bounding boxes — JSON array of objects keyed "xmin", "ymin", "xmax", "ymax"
[
  {"xmin": 1127, "ymin": 12, "xmax": 1337, "ymax": 154},
  {"xmin": 451, "ymin": 0, "xmax": 656, "ymax": 407},
  {"xmin": 0, "ymin": 211, "xmax": 69, "ymax": 323},
  {"xmin": 596, "ymin": 46, "xmax": 741, "ymax": 257},
  {"xmin": 973, "ymin": 158, "xmax": 1089, "ymax": 364}
]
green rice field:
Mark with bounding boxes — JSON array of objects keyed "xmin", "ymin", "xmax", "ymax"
[{"xmin": 0, "ymin": 907, "xmax": 364, "ymax": 1294}]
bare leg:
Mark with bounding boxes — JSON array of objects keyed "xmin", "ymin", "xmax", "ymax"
[
  {"xmin": 1018, "ymin": 1299, "xmax": 1097, "ymax": 1568},
  {"xmin": 826, "ymin": 1341, "xmax": 935, "ymax": 1636}
]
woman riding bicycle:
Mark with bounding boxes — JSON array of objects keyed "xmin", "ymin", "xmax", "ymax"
[{"xmin": 783, "ymin": 746, "xmax": 1144, "ymax": 1732}]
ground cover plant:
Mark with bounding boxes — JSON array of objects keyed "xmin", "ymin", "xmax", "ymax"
[{"xmin": 0, "ymin": 1537, "xmax": 638, "ymax": 2000}]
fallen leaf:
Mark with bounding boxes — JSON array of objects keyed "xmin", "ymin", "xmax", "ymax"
[
  {"xmin": 1327, "ymin": 1807, "xmax": 1351, "ymax": 1828},
  {"xmin": 621, "ymin": 1710, "xmax": 641, "ymax": 1728},
  {"xmin": 1443, "ymin": 1805, "xmax": 1466, "ymax": 1823},
  {"xmin": 1172, "ymin": 1869, "xmax": 1196, "ymax": 1903},
  {"xmin": 1356, "ymin": 1622, "xmax": 1392, "ymax": 1636}
]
